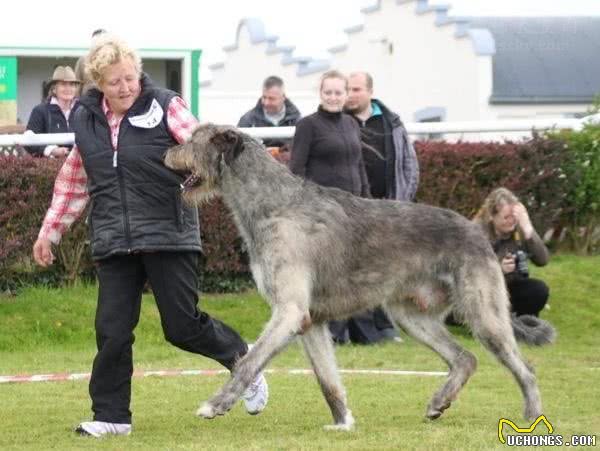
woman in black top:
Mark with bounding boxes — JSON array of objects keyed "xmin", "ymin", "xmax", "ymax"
[{"xmin": 290, "ymin": 70, "xmax": 369, "ymax": 197}]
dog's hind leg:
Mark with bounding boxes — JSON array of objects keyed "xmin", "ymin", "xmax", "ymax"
[
  {"xmin": 386, "ymin": 302, "xmax": 478, "ymax": 420},
  {"xmin": 473, "ymin": 326, "xmax": 541, "ymax": 421},
  {"xmin": 466, "ymin": 281, "xmax": 542, "ymax": 421},
  {"xmin": 300, "ymin": 323, "xmax": 354, "ymax": 431},
  {"xmin": 197, "ymin": 273, "xmax": 310, "ymax": 418}
]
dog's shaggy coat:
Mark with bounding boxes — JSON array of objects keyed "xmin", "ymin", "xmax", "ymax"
[{"xmin": 164, "ymin": 124, "xmax": 543, "ymax": 430}]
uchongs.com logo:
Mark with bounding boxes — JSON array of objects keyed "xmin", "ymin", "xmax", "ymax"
[{"xmin": 498, "ymin": 415, "xmax": 597, "ymax": 447}]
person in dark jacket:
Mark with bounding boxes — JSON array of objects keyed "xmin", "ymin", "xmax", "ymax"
[
  {"xmin": 291, "ymin": 70, "xmax": 393, "ymax": 345},
  {"xmin": 238, "ymin": 75, "xmax": 301, "ymax": 160},
  {"xmin": 345, "ymin": 72, "xmax": 419, "ymax": 201},
  {"xmin": 342, "ymin": 71, "xmax": 422, "ymax": 342},
  {"xmin": 473, "ymin": 187, "xmax": 550, "ymax": 317},
  {"xmin": 24, "ymin": 66, "xmax": 81, "ymax": 157},
  {"xmin": 32, "ymin": 34, "xmax": 268, "ymax": 438}
]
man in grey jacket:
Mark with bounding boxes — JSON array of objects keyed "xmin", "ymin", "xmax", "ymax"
[
  {"xmin": 330, "ymin": 71, "xmax": 420, "ymax": 344},
  {"xmin": 238, "ymin": 76, "xmax": 301, "ymax": 155},
  {"xmin": 345, "ymin": 71, "xmax": 419, "ymax": 201}
]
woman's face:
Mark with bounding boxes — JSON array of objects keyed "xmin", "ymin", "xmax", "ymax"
[
  {"xmin": 53, "ymin": 81, "xmax": 79, "ymax": 103},
  {"xmin": 98, "ymin": 58, "xmax": 141, "ymax": 116},
  {"xmin": 320, "ymin": 77, "xmax": 347, "ymax": 113},
  {"xmin": 492, "ymin": 202, "xmax": 517, "ymax": 235}
]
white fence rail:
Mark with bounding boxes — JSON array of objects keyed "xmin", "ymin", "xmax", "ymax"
[{"xmin": 1, "ymin": 114, "xmax": 599, "ymax": 147}]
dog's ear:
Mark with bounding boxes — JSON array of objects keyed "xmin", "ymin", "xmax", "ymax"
[{"xmin": 211, "ymin": 129, "xmax": 244, "ymax": 166}]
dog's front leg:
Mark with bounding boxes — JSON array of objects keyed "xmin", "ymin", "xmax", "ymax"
[
  {"xmin": 301, "ymin": 323, "xmax": 355, "ymax": 431},
  {"xmin": 197, "ymin": 301, "xmax": 308, "ymax": 418}
]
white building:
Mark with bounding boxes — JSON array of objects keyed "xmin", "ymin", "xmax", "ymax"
[{"xmin": 200, "ymin": 0, "xmax": 600, "ymax": 139}]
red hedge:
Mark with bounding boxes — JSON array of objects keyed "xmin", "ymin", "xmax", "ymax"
[
  {"xmin": 415, "ymin": 133, "xmax": 569, "ymax": 233},
  {"xmin": 0, "ymin": 134, "xmax": 582, "ymax": 289}
]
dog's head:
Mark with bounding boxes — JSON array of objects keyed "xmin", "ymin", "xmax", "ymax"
[{"xmin": 164, "ymin": 123, "xmax": 244, "ymax": 205}]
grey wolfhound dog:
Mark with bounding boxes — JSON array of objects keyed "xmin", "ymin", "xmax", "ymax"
[{"xmin": 164, "ymin": 124, "xmax": 542, "ymax": 430}]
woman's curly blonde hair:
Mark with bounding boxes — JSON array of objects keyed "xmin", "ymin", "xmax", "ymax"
[
  {"xmin": 84, "ymin": 34, "xmax": 142, "ymax": 85},
  {"xmin": 473, "ymin": 187, "xmax": 519, "ymax": 238}
]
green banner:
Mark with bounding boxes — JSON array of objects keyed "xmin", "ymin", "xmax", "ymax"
[{"xmin": 0, "ymin": 57, "xmax": 17, "ymax": 101}]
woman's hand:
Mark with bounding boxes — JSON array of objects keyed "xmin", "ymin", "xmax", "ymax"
[
  {"xmin": 500, "ymin": 254, "xmax": 516, "ymax": 274},
  {"xmin": 513, "ymin": 202, "xmax": 534, "ymax": 239},
  {"xmin": 50, "ymin": 147, "xmax": 70, "ymax": 158},
  {"xmin": 33, "ymin": 238, "xmax": 55, "ymax": 267}
]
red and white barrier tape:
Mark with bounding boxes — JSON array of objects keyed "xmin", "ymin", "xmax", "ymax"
[{"xmin": 0, "ymin": 368, "xmax": 447, "ymax": 384}]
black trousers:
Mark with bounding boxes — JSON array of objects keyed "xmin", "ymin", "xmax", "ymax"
[
  {"xmin": 329, "ymin": 307, "xmax": 395, "ymax": 345},
  {"xmin": 506, "ymin": 276, "xmax": 549, "ymax": 317},
  {"xmin": 90, "ymin": 252, "xmax": 248, "ymax": 424}
]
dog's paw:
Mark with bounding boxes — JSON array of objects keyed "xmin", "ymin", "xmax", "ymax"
[
  {"xmin": 196, "ymin": 403, "xmax": 217, "ymax": 419},
  {"xmin": 425, "ymin": 409, "xmax": 443, "ymax": 420},
  {"xmin": 324, "ymin": 423, "xmax": 355, "ymax": 432},
  {"xmin": 426, "ymin": 400, "xmax": 451, "ymax": 420},
  {"xmin": 324, "ymin": 411, "xmax": 355, "ymax": 431}
]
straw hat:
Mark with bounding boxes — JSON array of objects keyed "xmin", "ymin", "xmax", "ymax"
[{"xmin": 49, "ymin": 66, "xmax": 81, "ymax": 86}]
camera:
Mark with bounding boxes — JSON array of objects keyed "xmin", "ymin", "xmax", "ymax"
[{"xmin": 514, "ymin": 250, "xmax": 529, "ymax": 277}]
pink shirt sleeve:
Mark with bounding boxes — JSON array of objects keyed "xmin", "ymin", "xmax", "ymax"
[
  {"xmin": 166, "ymin": 96, "xmax": 199, "ymax": 144},
  {"xmin": 38, "ymin": 146, "xmax": 90, "ymax": 244}
]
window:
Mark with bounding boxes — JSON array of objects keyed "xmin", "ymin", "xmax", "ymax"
[{"xmin": 414, "ymin": 106, "xmax": 446, "ymax": 140}]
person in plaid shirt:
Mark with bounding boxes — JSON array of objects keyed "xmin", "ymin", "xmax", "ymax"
[{"xmin": 32, "ymin": 35, "xmax": 268, "ymax": 438}]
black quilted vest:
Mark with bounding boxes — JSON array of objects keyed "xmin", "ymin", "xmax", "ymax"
[{"xmin": 72, "ymin": 74, "xmax": 201, "ymax": 260}]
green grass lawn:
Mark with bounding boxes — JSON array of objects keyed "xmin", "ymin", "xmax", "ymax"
[{"xmin": 1, "ymin": 254, "xmax": 599, "ymax": 450}]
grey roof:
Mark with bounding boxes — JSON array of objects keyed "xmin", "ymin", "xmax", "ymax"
[{"xmin": 467, "ymin": 17, "xmax": 600, "ymax": 104}]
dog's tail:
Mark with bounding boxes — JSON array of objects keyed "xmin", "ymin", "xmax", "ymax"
[{"xmin": 511, "ymin": 313, "xmax": 556, "ymax": 346}]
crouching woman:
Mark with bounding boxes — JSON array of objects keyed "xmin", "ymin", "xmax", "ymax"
[{"xmin": 473, "ymin": 187, "xmax": 550, "ymax": 317}]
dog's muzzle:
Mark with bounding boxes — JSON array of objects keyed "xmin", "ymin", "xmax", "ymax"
[{"xmin": 180, "ymin": 173, "xmax": 203, "ymax": 192}]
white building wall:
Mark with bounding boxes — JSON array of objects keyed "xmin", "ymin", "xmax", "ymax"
[
  {"xmin": 202, "ymin": 26, "xmax": 321, "ymax": 93},
  {"xmin": 198, "ymin": 27, "xmax": 324, "ymax": 123},
  {"xmin": 199, "ymin": 0, "xmax": 593, "ymax": 139},
  {"xmin": 199, "ymin": 89, "xmax": 317, "ymax": 124},
  {"xmin": 208, "ymin": 26, "xmax": 329, "ymax": 90},
  {"xmin": 200, "ymin": 1, "xmax": 489, "ymax": 126},
  {"xmin": 478, "ymin": 102, "xmax": 591, "ymax": 142},
  {"xmin": 490, "ymin": 103, "xmax": 590, "ymax": 119},
  {"xmin": 325, "ymin": 1, "xmax": 485, "ymax": 122}
]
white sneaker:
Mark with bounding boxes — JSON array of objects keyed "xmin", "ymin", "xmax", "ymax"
[
  {"xmin": 242, "ymin": 373, "xmax": 269, "ymax": 415},
  {"xmin": 75, "ymin": 421, "xmax": 132, "ymax": 438}
]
